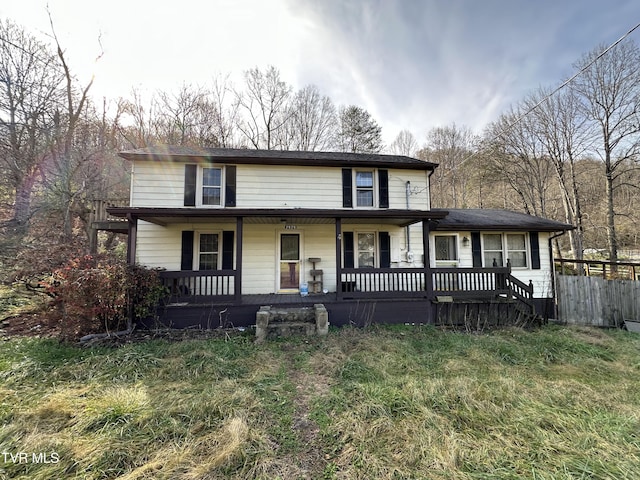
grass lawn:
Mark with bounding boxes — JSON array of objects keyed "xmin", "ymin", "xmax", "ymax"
[{"xmin": 0, "ymin": 325, "xmax": 639, "ymax": 479}]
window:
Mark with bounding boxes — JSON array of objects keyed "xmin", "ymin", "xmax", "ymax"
[
  {"xmin": 435, "ymin": 235, "xmax": 458, "ymax": 265},
  {"xmin": 506, "ymin": 234, "xmax": 527, "ymax": 268},
  {"xmin": 355, "ymin": 171, "xmax": 374, "ymax": 207},
  {"xmin": 198, "ymin": 233, "xmax": 219, "ymax": 270},
  {"xmin": 357, "ymin": 232, "xmax": 376, "ymax": 267},
  {"xmin": 202, "ymin": 167, "xmax": 222, "ymax": 206},
  {"xmin": 483, "ymin": 234, "xmax": 504, "ymax": 267},
  {"xmin": 482, "ymin": 233, "xmax": 528, "ymax": 268}
]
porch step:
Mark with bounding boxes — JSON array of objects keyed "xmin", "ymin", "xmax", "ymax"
[{"xmin": 255, "ymin": 304, "xmax": 329, "ymax": 342}]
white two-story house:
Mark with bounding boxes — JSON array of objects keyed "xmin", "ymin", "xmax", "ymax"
[{"xmin": 107, "ymin": 146, "xmax": 572, "ymax": 328}]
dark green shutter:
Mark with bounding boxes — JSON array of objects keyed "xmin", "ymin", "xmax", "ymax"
[
  {"xmin": 378, "ymin": 169, "xmax": 389, "ymax": 208},
  {"xmin": 181, "ymin": 231, "xmax": 194, "ymax": 270},
  {"xmin": 225, "ymin": 166, "xmax": 236, "ymax": 207},
  {"xmin": 343, "ymin": 232, "xmax": 354, "ymax": 268},
  {"xmin": 342, "ymin": 168, "xmax": 353, "ymax": 208},
  {"xmin": 379, "ymin": 232, "xmax": 391, "ymax": 267},
  {"xmin": 530, "ymin": 232, "xmax": 541, "ymax": 270},
  {"xmin": 184, "ymin": 165, "xmax": 197, "ymax": 206},
  {"xmin": 222, "ymin": 231, "xmax": 234, "ymax": 270},
  {"xmin": 471, "ymin": 232, "xmax": 482, "ymax": 268}
]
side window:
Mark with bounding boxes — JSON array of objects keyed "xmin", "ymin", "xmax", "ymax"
[
  {"xmin": 434, "ymin": 235, "xmax": 458, "ymax": 266},
  {"xmin": 483, "ymin": 234, "xmax": 504, "ymax": 267},
  {"xmin": 198, "ymin": 233, "xmax": 220, "ymax": 270},
  {"xmin": 506, "ymin": 234, "xmax": 528, "ymax": 268},
  {"xmin": 481, "ymin": 233, "xmax": 529, "ymax": 268}
]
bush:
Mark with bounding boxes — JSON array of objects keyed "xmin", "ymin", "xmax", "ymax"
[{"xmin": 41, "ymin": 254, "xmax": 166, "ymax": 339}]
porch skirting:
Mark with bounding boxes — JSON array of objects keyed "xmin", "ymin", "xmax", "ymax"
[{"xmin": 138, "ymin": 296, "xmax": 435, "ymax": 330}]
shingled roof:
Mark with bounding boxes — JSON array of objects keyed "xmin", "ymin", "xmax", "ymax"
[
  {"xmin": 119, "ymin": 145, "xmax": 438, "ymax": 170},
  {"xmin": 433, "ymin": 209, "xmax": 573, "ymax": 232}
]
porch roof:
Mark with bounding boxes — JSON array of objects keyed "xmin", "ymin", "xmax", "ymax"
[
  {"xmin": 119, "ymin": 146, "xmax": 438, "ymax": 171},
  {"xmin": 107, "ymin": 206, "xmax": 448, "ymax": 227},
  {"xmin": 431, "ymin": 209, "xmax": 574, "ymax": 232}
]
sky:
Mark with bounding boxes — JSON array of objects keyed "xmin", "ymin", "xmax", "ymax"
[{"xmin": 2, "ymin": 0, "xmax": 640, "ymax": 146}]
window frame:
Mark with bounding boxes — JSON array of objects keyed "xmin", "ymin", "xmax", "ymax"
[
  {"xmin": 195, "ymin": 231, "xmax": 221, "ymax": 270},
  {"xmin": 481, "ymin": 233, "xmax": 529, "ymax": 269},
  {"xmin": 354, "ymin": 170, "xmax": 377, "ymax": 208},
  {"xmin": 197, "ymin": 166, "xmax": 225, "ymax": 207},
  {"xmin": 433, "ymin": 234, "xmax": 459, "ymax": 266},
  {"xmin": 355, "ymin": 231, "xmax": 377, "ymax": 268}
]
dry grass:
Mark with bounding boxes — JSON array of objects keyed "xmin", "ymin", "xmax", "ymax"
[{"xmin": 0, "ymin": 325, "xmax": 639, "ymax": 479}]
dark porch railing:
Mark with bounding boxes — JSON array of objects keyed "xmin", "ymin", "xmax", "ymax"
[
  {"xmin": 339, "ymin": 268, "xmax": 428, "ymax": 298},
  {"xmin": 159, "ymin": 270, "xmax": 237, "ymax": 302},
  {"xmin": 156, "ymin": 266, "xmax": 534, "ymax": 313}
]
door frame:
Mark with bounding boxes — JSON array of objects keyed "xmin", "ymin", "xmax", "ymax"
[{"xmin": 276, "ymin": 230, "xmax": 304, "ymax": 293}]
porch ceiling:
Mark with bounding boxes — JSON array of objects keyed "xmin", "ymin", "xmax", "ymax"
[{"xmin": 107, "ymin": 207, "xmax": 448, "ymax": 227}]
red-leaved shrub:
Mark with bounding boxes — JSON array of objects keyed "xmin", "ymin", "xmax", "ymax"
[{"xmin": 41, "ymin": 254, "xmax": 165, "ymax": 339}]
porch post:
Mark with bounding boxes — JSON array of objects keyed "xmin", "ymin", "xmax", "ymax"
[
  {"xmin": 126, "ymin": 214, "xmax": 137, "ymax": 265},
  {"xmin": 235, "ymin": 216, "xmax": 243, "ymax": 301},
  {"xmin": 336, "ymin": 218, "xmax": 343, "ymax": 300},
  {"xmin": 422, "ymin": 219, "xmax": 433, "ymax": 299}
]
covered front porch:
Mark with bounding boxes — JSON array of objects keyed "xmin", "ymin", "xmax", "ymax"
[{"xmin": 108, "ymin": 206, "xmax": 536, "ymax": 328}]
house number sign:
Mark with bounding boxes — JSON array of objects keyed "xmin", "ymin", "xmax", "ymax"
[{"xmin": 285, "ymin": 225, "xmax": 297, "ymax": 229}]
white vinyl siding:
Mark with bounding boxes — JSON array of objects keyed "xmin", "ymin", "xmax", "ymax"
[
  {"xmin": 131, "ymin": 162, "xmax": 431, "ymax": 210},
  {"xmin": 236, "ymin": 165, "xmax": 342, "ymax": 209},
  {"xmin": 131, "ymin": 162, "xmax": 185, "ymax": 207},
  {"xmin": 429, "ymin": 230, "xmax": 554, "ymax": 298}
]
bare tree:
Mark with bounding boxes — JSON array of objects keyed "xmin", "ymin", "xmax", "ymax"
[
  {"xmin": 336, "ymin": 105, "xmax": 383, "ymax": 153},
  {"xmin": 482, "ymin": 108, "xmax": 553, "ymax": 217},
  {"xmin": 278, "ymin": 85, "xmax": 337, "ymax": 151},
  {"xmin": 41, "ymin": 12, "xmax": 103, "ymax": 240},
  {"xmin": 419, "ymin": 124, "xmax": 476, "ymax": 208},
  {"xmin": 0, "ymin": 19, "xmax": 64, "ymax": 228},
  {"xmin": 155, "ymin": 83, "xmax": 206, "ymax": 146},
  {"xmin": 235, "ymin": 66, "xmax": 291, "ymax": 149},
  {"xmin": 529, "ymin": 87, "xmax": 590, "ymax": 260},
  {"xmin": 207, "ymin": 74, "xmax": 238, "ymax": 148},
  {"xmin": 388, "ymin": 130, "xmax": 418, "ymax": 156},
  {"xmin": 570, "ymin": 39, "xmax": 640, "ymax": 262}
]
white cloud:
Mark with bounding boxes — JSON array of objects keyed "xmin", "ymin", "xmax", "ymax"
[{"xmin": 3, "ymin": 0, "xmax": 640, "ymax": 145}]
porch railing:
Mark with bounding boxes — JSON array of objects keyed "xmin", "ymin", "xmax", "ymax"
[
  {"xmin": 432, "ymin": 267, "xmax": 510, "ymax": 297},
  {"xmin": 339, "ymin": 268, "xmax": 427, "ymax": 299},
  {"xmin": 159, "ymin": 270, "xmax": 237, "ymax": 302},
  {"xmin": 156, "ymin": 267, "xmax": 534, "ymax": 313}
]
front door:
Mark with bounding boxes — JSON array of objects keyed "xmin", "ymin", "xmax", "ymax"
[{"xmin": 279, "ymin": 233, "xmax": 301, "ymax": 291}]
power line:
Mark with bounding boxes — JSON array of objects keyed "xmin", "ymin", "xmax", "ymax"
[{"xmin": 438, "ymin": 20, "xmax": 640, "ymax": 174}]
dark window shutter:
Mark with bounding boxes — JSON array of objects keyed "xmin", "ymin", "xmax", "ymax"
[
  {"xmin": 343, "ymin": 231, "xmax": 354, "ymax": 268},
  {"xmin": 530, "ymin": 232, "xmax": 541, "ymax": 270},
  {"xmin": 222, "ymin": 231, "xmax": 234, "ymax": 270},
  {"xmin": 184, "ymin": 165, "xmax": 197, "ymax": 206},
  {"xmin": 379, "ymin": 231, "xmax": 391, "ymax": 268},
  {"xmin": 378, "ymin": 169, "xmax": 389, "ymax": 208},
  {"xmin": 342, "ymin": 168, "xmax": 353, "ymax": 208},
  {"xmin": 181, "ymin": 231, "xmax": 194, "ymax": 270},
  {"xmin": 225, "ymin": 166, "xmax": 236, "ymax": 207},
  {"xmin": 471, "ymin": 232, "xmax": 482, "ymax": 268}
]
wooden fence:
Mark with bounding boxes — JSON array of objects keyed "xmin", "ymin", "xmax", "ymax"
[{"xmin": 555, "ymin": 274, "xmax": 640, "ymax": 327}]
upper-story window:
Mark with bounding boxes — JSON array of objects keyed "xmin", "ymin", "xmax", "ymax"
[
  {"xmin": 355, "ymin": 171, "xmax": 375, "ymax": 207},
  {"xmin": 343, "ymin": 168, "xmax": 388, "ymax": 209},
  {"xmin": 202, "ymin": 168, "xmax": 222, "ymax": 206},
  {"xmin": 184, "ymin": 164, "xmax": 236, "ymax": 208}
]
